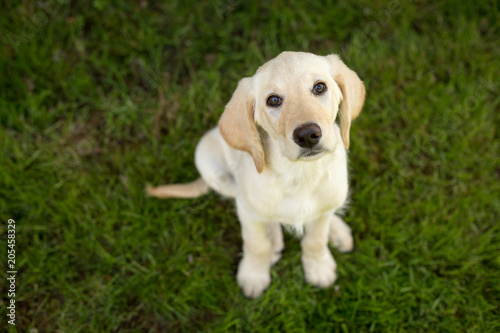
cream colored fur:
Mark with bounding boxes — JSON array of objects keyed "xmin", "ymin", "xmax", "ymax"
[{"xmin": 147, "ymin": 51, "xmax": 365, "ymax": 298}]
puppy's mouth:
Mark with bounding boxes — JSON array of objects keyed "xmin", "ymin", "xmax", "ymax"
[{"xmin": 299, "ymin": 148, "xmax": 326, "ymax": 159}]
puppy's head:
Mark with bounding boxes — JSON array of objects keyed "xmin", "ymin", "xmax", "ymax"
[{"xmin": 219, "ymin": 52, "xmax": 365, "ymax": 173}]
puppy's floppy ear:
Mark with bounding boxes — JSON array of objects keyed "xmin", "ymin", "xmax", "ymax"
[
  {"xmin": 219, "ymin": 77, "xmax": 265, "ymax": 173},
  {"xmin": 327, "ymin": 54, "xmax": 366, "ymax": 149}
]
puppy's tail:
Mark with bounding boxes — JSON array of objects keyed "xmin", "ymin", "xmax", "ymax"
[{"xmin": 146, "ymin": 177, "xmax": 210, "ymax": 199}]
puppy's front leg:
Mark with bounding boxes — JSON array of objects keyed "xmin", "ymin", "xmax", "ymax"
[
  {"xmin": 237, "ymin": 217, "xmax": 272, "ymax": 298},
  {"xmin": 301, "ymin": 214, "xmax": 337, "ymax": 288}
]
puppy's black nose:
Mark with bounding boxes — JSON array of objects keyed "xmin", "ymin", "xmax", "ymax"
[{"xmin": 293, "ymin": 123, "xmax": 322, "ymax": 148}]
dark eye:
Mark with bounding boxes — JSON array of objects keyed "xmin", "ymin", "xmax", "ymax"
[
  {"xmin": 266, "ymin": 95, "xmax": 282, "ymax": 107},
  {"xmin": 313, "ymin": 82, "xmax": 327, "ymax": 95}
]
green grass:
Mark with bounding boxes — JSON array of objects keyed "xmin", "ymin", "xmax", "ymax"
[{"xmin": 1, "ymin": 0, "xmax": 499, "ymax": 331}]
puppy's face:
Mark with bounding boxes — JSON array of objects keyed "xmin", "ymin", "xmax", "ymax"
[
  {"xmin": 219, "ymin": 52, "xmax": 365, "ymax": 173},
  {"xmin": 253, "ymin": 52, "xmax": 344, "ymax": 161}
]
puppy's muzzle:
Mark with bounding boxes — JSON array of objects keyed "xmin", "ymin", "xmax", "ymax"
[{"xmin": 293, "ymin": 123, "xmax": 322, "ymax": 148}]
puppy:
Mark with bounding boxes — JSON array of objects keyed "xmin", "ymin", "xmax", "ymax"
[{"xmin": 147, "ymin": 51, "xmax": 365, "ymax": 298}]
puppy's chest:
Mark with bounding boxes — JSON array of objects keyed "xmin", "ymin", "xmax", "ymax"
[{"xmin": 246, "ymin": 170, "xmax": 346, "ymax": 224}]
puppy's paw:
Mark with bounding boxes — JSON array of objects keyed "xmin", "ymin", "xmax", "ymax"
[
  {"xmin": 267, "ymin": 223, "xmax": 284, "ymax": 266},
  {"xmin": 302, "ymin": 250, "xmax": 337, "ymax": 289},
  {"xmin": 237, "ymin": 259, "xmax": 271, "ymax": 298},
  {"xmin": 271, "ymin": 249, "xmax": 283, "ymax": 266},
  {"xmin": 329, "ymin": 215, "xmax": 354, "ymax": 253}
]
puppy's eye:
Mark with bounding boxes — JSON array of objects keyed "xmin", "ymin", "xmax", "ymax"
[
  {"xmin": 313, "ymin": 82, "xmax": 327, "ymax": 95},
  {"xmin": 266, "ymin": 95, "xmax": 282, "ymax": 107}
]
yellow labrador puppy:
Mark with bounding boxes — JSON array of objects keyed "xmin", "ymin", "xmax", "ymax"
[{"xmin": 147, "ymin": 51, "xmax": 365, "ymax": 298}]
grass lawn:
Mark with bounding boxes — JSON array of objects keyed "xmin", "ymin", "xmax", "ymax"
[{"xmin": 1, "ymin": 0, "xmax": 499, "ymax": 331}]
